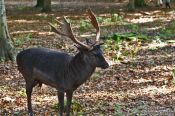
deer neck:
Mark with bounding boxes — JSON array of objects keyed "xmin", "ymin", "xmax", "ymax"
[{"xmin": 68, "ymin": 52, "xmax": 96, "ymax": 86}]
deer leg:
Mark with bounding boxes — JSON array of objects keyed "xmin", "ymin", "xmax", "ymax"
[
  {"xmin": 58, "ymin": 91, "xmax": 64, "ymax": 116},
  {"xmin": 66, "ymin": 91, "xmax": 73, "ymax": 116},
  {"xmin": 25, "ymin": 80, "xmax": 35, "ymax": 116},
  {"xmin": 25, "ymin": 75, "xmax": 38, "ymax": 116}
]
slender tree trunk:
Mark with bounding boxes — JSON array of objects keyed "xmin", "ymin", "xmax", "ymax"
[
  {"xmin": 36, "ymin": 0, "xmax": 44, "ymax": 8},
  {"xmin": 157, "ymin": 0, "xmax": 163, "ymax": 6},
  {"xmin": 36, "ymin": 0, "xmax": 51, "ymax": 12},
  {"xmin": 42, "ymin": 0, "xmax": 51, "ymax": 12},
  {"xmin": 134, "ymin": 0, "xmax": 146, "ymax": 7},
  {"xmin": 0, "ymin": 0, "xmax": 14, "ymax": 61},
  {"xmin": 128, "ymin": 0, "xmax": 135, "ymax": 11}
]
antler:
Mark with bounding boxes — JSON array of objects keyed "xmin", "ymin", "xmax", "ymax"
[
  {"xmin": 87, "ymin": 9, "xmax": 100, "ymax": 42},
  {"xmin": 49, "ymin": 17, "xmax": 90, "ymax": 49}
]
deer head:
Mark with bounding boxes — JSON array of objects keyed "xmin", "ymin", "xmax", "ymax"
[{"xmin": 49, "ymin": 9, "xmax": 109, "ymax": 69}]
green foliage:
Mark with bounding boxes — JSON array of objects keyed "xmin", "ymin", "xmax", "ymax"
[
  {"xmin": 103, "ymin": 20, "xmax": 175, "ymax": 61},
  {"xmin": 125, "ymin": 24, "xmax": 148, "ymax": 41},
  {"xmin": 115, "ymin": 104, "xmax": 124, "ymax": 116},
  {"xmin": 17, "ymin": 88, "xmax": 26, "ymax": 97},
  {"xmin": 127, "ymin": 24, "xmax": 139, "ymax": 33},
  {"xmin": 16, "ymin": 6, "xmax": 32, "ymax": 10},
  {"xmin": 14, "ymin": 33, "xmax": 33, "ymax": 46},
  {"xmin": 52, "ymin": 100, "xmax": 85, "ymax": 115},
  {"xmin": 0, "ymin": 58, "xmax": 5, "ymax": 63},
  {"xmin": 72, "ymin": 100, "xmax": 85, "ymax": 114},
  {"xmin": 111, "ymin": 14, "xmax": 123, "ymax": 22},
  {"xmin": 112, "ymin": 32, "xmax": 147, "ymax": 41},
  {"xmin": 97, "ymin": 13, "xmax": 124, "ymax": 24},
  {"xmin": 103, "ymin": 39, "xmax": 123, "ymax": 61},
  {"xmin": 130, "ymin": 62, "xmax": 137, "ymax": 68},
  {"xmin": 79, "ymin": 19, "xmax": 91, "ymax": 32},
  {"xmin": 159, "ymin": 24, "xmax": 175, "ymax": 40},
  {"xmin": 104, "ymin": 32, "xmax": 142, "ymax": 61},
  {"xmin": 79, "ymin": 13, "xmax": 124, "ymax": 33},
  {"xmin": 52, "ymin": 102, "xmax": 60, "ymax": 110},
  {"xmin": 159, "ymin": 29, "xmax": 174, "ymax": 39}
]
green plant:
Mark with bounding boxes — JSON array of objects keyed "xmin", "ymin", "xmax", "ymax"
[
  {"xmin": 79, "ymin": 19, "xmax": 91, "ymax": 32},
  {"xmin": 127, "ymin": 24, "xmax": 139, "ymax": 33},
  {"xmin": 0, "ymin": 58, "xmax": 5, "ymax": 63},
  {"xmin": 115, "ymin": 104, "xmax": 124, "ymax": 116},
  {"xmin": 103, "ymin": 39, "xmax": 122, "ymax": 61},
  {"xmin": 104, "ymin": 32, "xmax": 142, "ymax": 61},
  {"xmin": 16, "ymin": 6, "xmax": 31, "ymax": 10},
  {"xmin": 79, "ymin": 14, "xmax": 124, "ymax": 32},
  {"xmin": 52, "ymin": 100, "xmax": 85, "ymax": 114},
  {"xmin": 104, "ymin": 39, "xmax": 123, "ymax": 61},
  {"xmin": 17, "ymin": 88, "xmax": 26, "ymax": 97},
  {"xmin": 130, "ymin": 62, "xmax": 137, "ymax": 68},
  {"xmin": 97, "ymin": 17, "xmax": 104, "ymax": 23},
  {"xmin": 156, "ymin": 20, "xmax": 175, "ymax": 41},
  {"xmin": 111, "ymin": 14, "xmax": 123, "ymax": 22},
  {"xmin": 72, "ymin": 100, "xmax": 85, "ymax": 114},
  {"xmin": 14, "ymin": 33, "xmax": 33, "ymax": 46}
]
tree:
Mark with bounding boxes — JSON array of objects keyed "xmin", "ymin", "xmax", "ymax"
[
  {"xmin": 36, "ymin": 0, "xmax": 44, "ymax": 8},
  {"xmin": 128, "ymin": 0, "xmax": 135, "ymax": 11},
  {"xmin": 0, "ymin": 0, "xmax": 14, "ymax": 61},
  {"xmin": 36, "ymin": 0, "xmax": 51, "ymax": 12},
  {"xmin": 134, "ymin": 0, "xmax": 146, "ymax": 7},
  {"xmin": 127, "ymin": 0, "xmax": 147, "ymax": 10}
]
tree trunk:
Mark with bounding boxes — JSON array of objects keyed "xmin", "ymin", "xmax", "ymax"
[
  {"xmin": 127, "ymin": 0, "xmax": 135, "ymax": 11},
  {"xmin": 0, "ymin": 0, "xmax": 14, "ymax": 61},
  {"xmin": 134, "ymin": 0, "xmax": 146, "ymax": 7},
  {"xmin": 36, "ymin": 0, "xmax": 51, "ymax": 12},
  {"xmin": 36, "ymin": 0, "xmax": 44, "ymax": 8},
  {"xmin": 42, "ymin": 0, "xmax": 51, "ymax": 12}
]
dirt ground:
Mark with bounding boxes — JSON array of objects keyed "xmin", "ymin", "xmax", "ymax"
[{"xmin": 1, "ymin": 0, "xmax": 175, "ymax": 115}]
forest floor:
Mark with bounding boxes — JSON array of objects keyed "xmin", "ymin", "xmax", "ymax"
[{"xmin": 1, "ymin": 0, "xmax": 175, "ymax": 115}]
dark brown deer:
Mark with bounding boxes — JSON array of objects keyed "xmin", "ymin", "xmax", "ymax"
[{"xmin": 16, "ymin": 9, "xmax": 109, "ymax": 116}]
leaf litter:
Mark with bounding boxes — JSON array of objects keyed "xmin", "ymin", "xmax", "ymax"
[{"xmin": 1, "ymin": 0, "xmax": 175, "ymax": 115}]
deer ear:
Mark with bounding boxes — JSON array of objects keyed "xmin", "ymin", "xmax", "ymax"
[{"xmin": 74, "ymin": 45, "xmax": 88, "ymax": 52}]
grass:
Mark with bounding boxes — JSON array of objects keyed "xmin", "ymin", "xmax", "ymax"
[
  {"xmin": 52, "ymin": 100, "xmax": 85, "ymax": 115},
  {"xmin": 103, "ymin": 34, "xmax": 142, "ymax": 61},
  {"xmin": 17, "ymin": 88, "xmax": 26, "ymax": 97},
  {"xmin": 14, "ymin": 33, "xmax": 33, "ymax": 47}
]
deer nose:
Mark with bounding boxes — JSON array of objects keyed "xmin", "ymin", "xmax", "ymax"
[{"xmin": 101, "ymin": 62, "xmax": 109, "ymax": 69}]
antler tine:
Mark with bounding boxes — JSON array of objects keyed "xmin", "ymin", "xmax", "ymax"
[
  {"xmin": 55, "ymin": 19, "xmax": 64, "ymax": 27},
  {"xmin": 49, "ymin": 17, "xmax": 90, "ymax": 49},
  {"xmin": 87, "ymin": 9, "xmax": 100, "ymax": 42},
  {"xmin": 48, "ymin": 22, "xmax": 68, "ymax": 36},
  {"xmin": 62, "ymin": 17, "xmax": 90, "ymax": 49}
]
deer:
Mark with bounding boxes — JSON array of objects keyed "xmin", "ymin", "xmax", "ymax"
[{"xmin": 16, "ymin": 9, "xmax": 109, "ymax": 116}]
